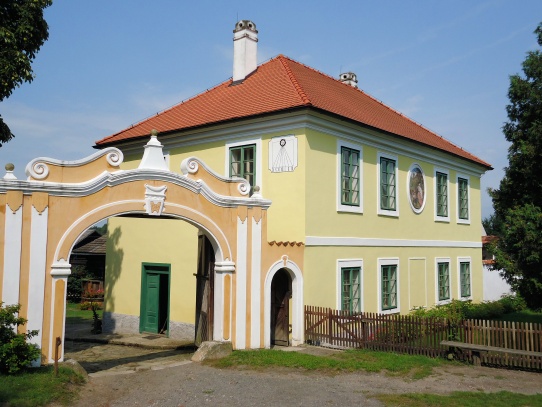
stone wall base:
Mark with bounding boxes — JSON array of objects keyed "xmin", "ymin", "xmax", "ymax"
[{"xmin": 103, "ymin": 312, "xmax": 195, "ymax": 340}]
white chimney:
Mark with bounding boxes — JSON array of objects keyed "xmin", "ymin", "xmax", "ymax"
[
  {"xmin": 339, "ymin": 72, "xmax": 358, "ymax": 88},
  {"xmin": 233, "ymin": 20, "xmax": 258, "ymax": 82}
]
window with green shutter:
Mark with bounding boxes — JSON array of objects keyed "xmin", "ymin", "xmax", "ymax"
[
  {"xmin": 460, "ymin": 262, "xmax": 471, "ymax": 298},
  {"xmin": 380, "ymin": 157, "xmax": 396, "ymax": 211},
  {"xmin": 341, "ymin": 147, "xmax": 360, "ymax": 206},
  {"xmin": 458, "ymin": 177, "xmax": 469, "ymax": 220},
  {"xmin": 436, "ymin": 172, "xmax": 448, "ymax": 217},
  {"xmin": 438, "ymin": 262, "xmax": 450, "ymax": 301},
  {"xmin": 341, "ymin": 267, "xmax": 361, "ymax": 313},
  {"xmin": 230, "ymin": 144, "xmax": 256, "ymax": 193},
  {"xmin": 381, "ymin": 264, "xmax": 397, "ymax": 311}
]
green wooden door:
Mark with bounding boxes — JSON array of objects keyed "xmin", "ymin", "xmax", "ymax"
[
  {"xmin": 144, "ymin": 273, "xmax": 160, "ymax": 333},
  {"xmin": 140, "ymin": 263, "xmax": 170, "ymax": 335}
]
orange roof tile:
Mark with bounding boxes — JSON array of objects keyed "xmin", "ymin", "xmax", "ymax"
[{"xmin": 96, "ymin": 55, "xmax": 491, "ymax": 168}]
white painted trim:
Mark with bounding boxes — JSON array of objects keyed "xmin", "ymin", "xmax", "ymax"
[
  {"xmin": 336, "ymin": 259, "xmax": 363, "ymax": 311},
  {"xmin": 337, "ymin": 139, "xmax": 363, "ymax": 213},
  {"xmin": 2, "ymin": 206, "xmax": 23, "ymax": 307},
  {"xmin": 305, "ymin": 236, "xmax": 482, "ymax": 248},
  {"xmin": 407, "ymin": 257, "xmax": 427, "ymax": 311},
  {"xmin": 250, "ymin": 217, "xmax": 262, "ymax": 348},
  {"xmin": 27, "ymin": 207, "xmax": 48, "ymax": 366},
  {"xmin": 48, "ymin": 272, "xmax": 69, "ymax": 363},
  {"xmin": 25, "ymin": 147, "xmax": 123, "ymax": 179},
  {"xmin": 377, "ymin": 258, "xmax": 400, "ymax": 314},
  {"xmin": 456, "ymin": 173, "xmax": 471, "ymax": 224},
  {"xmin": 377, "ymin": 152, "xmax": 399, "ymax": 217},
  {"xmin": 406, "ymin": 163, "xmax": 426, "ymax": 214},
  {"xmin": 235, "ymin": 217, "xmax": 248, "ymax": 349},
  {"xmin": 434, "ymin": 167, "xmax": 450, "ymax": 222},
  {"xmin": 225, "ymin": 137, "xmax": 263, "ymax": 194},
  {"xmin": 181, "ymin": 156, "xmax": 251, "ymax": 196},
  {"xmin": 264, "ymin": 259, "xmax": 304, "ymax": 348},
  {"xmin": 457, "ymin": 257, "xmax": 473, "ymax": 300},
  {"xmin": 435, "ymin": 257, "xmax": 452, "ymax": 305},
  {"xmin": 120, "ymin": 113, "xmax": 488, "ymax": 177},
  {"xmin": 1, "ymin": 168, "xmax": 271, "ymax": 211}
]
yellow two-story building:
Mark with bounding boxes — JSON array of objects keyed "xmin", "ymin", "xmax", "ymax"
[{"xmin": 95, "ymin": 20, "xmax": 491, "ymax": 348}]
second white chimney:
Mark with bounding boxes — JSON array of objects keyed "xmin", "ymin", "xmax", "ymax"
[{"xmin": 233, "ymin": 20, "xmax": 258, "ymax": 82}]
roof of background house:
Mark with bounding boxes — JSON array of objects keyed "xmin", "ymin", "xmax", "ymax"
[
  {"xmin": 95, "ymin": 55, "xmax": 491, "ymax": 169},
  {"xmin": 72, "ymin": 232, "xmax": 106, "ymax": 255}
]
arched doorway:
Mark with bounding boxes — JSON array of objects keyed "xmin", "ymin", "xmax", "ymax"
[{"xmin": 270, "ymin": 268, "xmax": 291, "ymax": 346}]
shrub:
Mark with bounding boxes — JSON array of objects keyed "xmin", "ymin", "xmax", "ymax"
[
  {"xmin": 498, "ymin": 294, "xmax": 527, "ymax": 313},
  {"xmin": 0, "ymin": 302, "xmax": 41, "ymax": 375}
]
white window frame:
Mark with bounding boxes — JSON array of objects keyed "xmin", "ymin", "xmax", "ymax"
[
  {"xmin": 434, "ymin": 167, "xmax": 450, "ymax": 222},
  {"xmin": 457, "ymin": 257, "xmax": 472, "ymax": 300},
  {"xmin": 435, "ymin": 257, "xmax": 451, "ymax": 305},
  {"xmin": 456, "ymin": 173, "xmax": 470, "ymax": 224},
  {"xmin": 336, "ymin": 259, "xmax": 363, "ymax": 312},
  {"xmin": 337, "ymin": 140, "xmax": 363, "ymax": 213},
  {"xmin": 377, "ymin": 152, "xmax": 399, "ymax": 217},
  {"xmin": 225, "ymin": 137, "xmax": 263, "ymax": 194},
  {"xmin": 377, "ymin": 258, "xmax": 400, "ymax": 314}
]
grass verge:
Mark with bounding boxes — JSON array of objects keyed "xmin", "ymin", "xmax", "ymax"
[
  {"xmin": 65, "ymin": 302, "xmax": 102, "ymax": 323},
  {"xmin": 208, "ymin": 348, "xmax": 445, "ymax": 379},
  {"xmin": 494, "ymin": 310, "xmax": 542, "ymax": 324},
  {"xmin": 0, "ymin": 366, "xmax": 86, "ymax": 406},
  {"xmin": 374, "ymin": 391, "xmax": 542, "ymax": 406}
]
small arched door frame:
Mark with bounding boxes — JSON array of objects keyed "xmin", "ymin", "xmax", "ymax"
[{"xmin": 263, "ymin": 259, "xmax": 304, "ymax": 348}]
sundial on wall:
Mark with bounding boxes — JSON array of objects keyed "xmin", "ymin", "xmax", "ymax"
[{"xmin": 269, "ymin": 135, "xmax": 298, "ymax": 173}]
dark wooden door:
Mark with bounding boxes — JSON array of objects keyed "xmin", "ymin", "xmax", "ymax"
[
  {"xmin": 271, "ymin": 269, "xmax": 291, "ymax": 346},
  {"xmin": 195, "ymin": 235, "xmax": 215, "ymax": 346}
]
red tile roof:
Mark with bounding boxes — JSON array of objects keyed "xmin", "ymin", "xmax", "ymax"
[{"xmin": 95, "ymin": 55, "xmax": 491, "ymax": 168}]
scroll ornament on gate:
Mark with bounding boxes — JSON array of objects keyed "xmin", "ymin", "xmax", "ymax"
[{"xmin": 144, "ymin": 184, "xmax": 167, "ymax": 216}]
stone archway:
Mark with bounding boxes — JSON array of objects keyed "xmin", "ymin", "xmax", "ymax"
[{"xmin": 0, "ymin": 135, "xmax": 274, "ymax": 364}]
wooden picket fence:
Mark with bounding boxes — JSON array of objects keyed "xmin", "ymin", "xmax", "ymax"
[{"xmin": 304, "ymin": 306, "xmax": 542, "ymax": 370}]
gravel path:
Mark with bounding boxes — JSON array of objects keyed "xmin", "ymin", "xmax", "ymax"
[{"xmin": 63, "ymin": 342, "xmax": 542, "ymax": 407}]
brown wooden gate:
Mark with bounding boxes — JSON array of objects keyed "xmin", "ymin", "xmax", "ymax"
[{"xmin": 194, "ymin": 235, "xmax": 215, "ymax": 346}]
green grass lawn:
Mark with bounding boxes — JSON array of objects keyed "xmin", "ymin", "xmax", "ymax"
[
  {"xmin": 0, "ymin": 366, "xmax": 85, "ymax": 407},
  {"xmin": 209, "ymin": 348, "xmax": 447, "ymax": 379},
  {"xmin": 65, "ymin": 301, "xmax": 102, "ymax": 324},
  {"xmin": 375, "ymin": 391, "xmax": 542, "ymax": 407}
]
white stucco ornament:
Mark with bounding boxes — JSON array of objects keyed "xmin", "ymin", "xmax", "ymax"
[
  {"xmin": 269, "ymin": 135, "xmax": 297, "ymax": 172},
  {"xmin": 138, "ymin": 130, "xmax": 169, "ymax": 171},
  {"xmin": 144, "ymin": 184, "xmax": 168, "ymax": 216}
]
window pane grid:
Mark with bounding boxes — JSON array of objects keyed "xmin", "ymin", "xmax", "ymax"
[
  {"xmin": 438, "ymin": 262, "xmax": 450, "ymax": 301},
  {"xmin": 380, "ymin": 158, "xmax": 396, "ymax": 210},
  {"xmin": 381, "ymin": 265, "xmax": 397, "ymax": 311},
  {"xmin": 436, "ymin": 172, "xmax": 448, "ymax": 217},
  {"xmin": 460, "ymin": 262, "xmax": 471, "ymax": 297},
  {"xmin": 458, "ymin": 178, "xmax": 468, "ymax": 219},
  {"xmin": 342, "ymin": 267, "xmax": 361, "ymax": 313},
  {"xmin": 341, "ymin": 147, "xmax": 360, "ymax": 206},
  {"xmin": 230, "ymin": 145, "xmax": 256, "ymax": 193}
]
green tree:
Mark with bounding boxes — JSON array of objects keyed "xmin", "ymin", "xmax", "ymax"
[
  {"xmin": 489, "ymin": 23, "xmax": 542, "ymax": 310},
  {"xmin": 0, "ymin": 0, "xmax": 52, "ymax": 146}
]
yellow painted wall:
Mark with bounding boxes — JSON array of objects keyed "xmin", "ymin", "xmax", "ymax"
[
  {"xmin": 105, "ymin": 217, "xmax": 199, "ymax": 323},
  {"xmin": 304, "ymin": 246, "xmax": 483, "ymax": 314},
  {"xmin": 304, "ymin": 127, "xmax": 483, "ymax": 243}
]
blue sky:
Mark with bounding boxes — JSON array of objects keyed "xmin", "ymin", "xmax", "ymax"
[{"xmin": 1, "ymin": 0, "xmax": 541, "ymax": 218}]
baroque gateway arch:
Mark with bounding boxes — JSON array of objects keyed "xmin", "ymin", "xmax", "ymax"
[{"xmin": 0, "ymin": 135, "xmax": 304, "ymax": 364}]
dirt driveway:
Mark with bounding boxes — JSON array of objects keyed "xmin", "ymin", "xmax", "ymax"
[{"xmin": 64, "ymin": 342, "xmax": 542, "ymax": 407}]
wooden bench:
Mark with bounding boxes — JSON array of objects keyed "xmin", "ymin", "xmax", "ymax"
[{"xmin": 441, "ymin": 340, "xmax": 542, "ymax": 366}]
